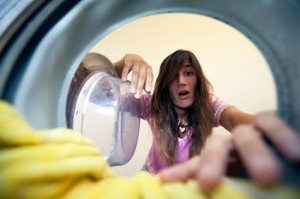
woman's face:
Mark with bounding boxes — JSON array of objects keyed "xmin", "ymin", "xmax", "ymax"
[{"xmin": 168, "ymin": 62, "xmax": 197, "ymax": 110}]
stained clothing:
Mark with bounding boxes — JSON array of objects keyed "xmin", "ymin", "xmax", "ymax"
[{"xmin": 140, "ymin": 93, "xmax": 232, "ymax": 174}]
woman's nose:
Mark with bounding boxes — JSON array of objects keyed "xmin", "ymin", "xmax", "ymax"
[{"xmin": 177, "ymin": 74, "xmax": 186, "ymax": 85}]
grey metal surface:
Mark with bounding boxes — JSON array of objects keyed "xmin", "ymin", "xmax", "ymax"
[
  {"xmin": 0, "ymin": 0, "xmax": 73, "ymax": 99},
  {"xmin": 0, "ymin": 0, "xmax": 299, "ymax": 189},
  {"xmin": 0, "ymin": 0, "xmax": 41, "ymax": 48}
]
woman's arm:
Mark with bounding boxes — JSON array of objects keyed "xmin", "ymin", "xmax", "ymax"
[
  {"xmin": 220, "ymin": 107, "xmax": 254, "ymax": 132},
  {"xmin": 113, "ymin": 54, "xmax": 153, "ymax": 98}
]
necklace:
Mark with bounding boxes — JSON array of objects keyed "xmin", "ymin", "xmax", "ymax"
[{"xmin": 178, "ymin": 121, "xmax": 189, "ymax": 134}]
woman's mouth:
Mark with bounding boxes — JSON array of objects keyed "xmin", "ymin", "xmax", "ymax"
[{"xmin": 178, "ymin": 90, "xmax": 190, "ymax": 99}]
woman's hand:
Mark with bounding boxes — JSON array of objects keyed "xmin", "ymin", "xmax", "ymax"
[
  {"xmin": 159, "ymin": 112, "xmax": 300, "ymax": 190},
  {"xmin": 114, "ymin": 54, "xmax": 153, "ymax": 98}
]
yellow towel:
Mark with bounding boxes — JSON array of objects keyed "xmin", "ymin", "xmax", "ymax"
[{"xmin": 0, "ymin": 100, "xmax": 298, "ymax": 199}]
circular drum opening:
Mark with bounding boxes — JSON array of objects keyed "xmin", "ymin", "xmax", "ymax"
[{"xmin": 84, "ymin": 13, "xmax": 277, "ymax": 175}]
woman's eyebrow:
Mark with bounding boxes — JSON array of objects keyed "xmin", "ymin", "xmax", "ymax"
[{"xmin": 183, "ymin": 64, "xmax": 193, "ymax": 68}]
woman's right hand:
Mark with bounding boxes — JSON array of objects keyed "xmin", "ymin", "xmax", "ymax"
[
  {"xmin": 159, "ymin": 112, "xmax": 300, "ymax": 191},
  {"xmin": 113, "ymin": 54, "xmax": 153, "ymax": 98}
]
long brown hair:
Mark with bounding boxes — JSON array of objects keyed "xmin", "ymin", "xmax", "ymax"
[{"xmin": 150, "ymin": 49, "xmax": 214, "ymax": 166}]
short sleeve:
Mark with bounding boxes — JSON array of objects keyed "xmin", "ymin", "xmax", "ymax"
[
  {"xmin": 140, "ymin": 94, "xmax": 152, "ymax": 120},
  {"xmin": 210, "ymin": 93, "xmax": 233, "ymax": 126}
]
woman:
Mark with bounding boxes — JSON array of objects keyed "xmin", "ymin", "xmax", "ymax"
[{"xmin": 114, "ymin": 49, "xmax": 253, "ymax": 174}]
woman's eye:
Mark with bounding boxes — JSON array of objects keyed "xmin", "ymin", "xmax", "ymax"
[{"xmin": 185, "ymin": 71, "xmax": 193, "ymax": 76}]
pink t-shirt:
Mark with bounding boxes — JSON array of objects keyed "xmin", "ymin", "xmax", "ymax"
[{"xmin": 140, "ymin": 93, "xmax": 232, "ymax": 174}]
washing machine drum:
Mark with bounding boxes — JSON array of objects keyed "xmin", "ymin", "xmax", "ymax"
[{"xmin": 1, "ymin": 0, "xmax": 300, "ymax": 184}]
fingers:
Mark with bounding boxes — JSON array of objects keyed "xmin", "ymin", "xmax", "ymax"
[
  {"xmin": 196, "ymin": 135, "xmax": 230, "ymax": 191},
  {"xmin": 132, "ymin": 62, "xmax": 153, "ymax": 97},
  {"xmin": 232, "ymin": 125, "xmax": 282, "ymax": 187},
  {"xmin": 128, "ymin": 60, "xmax": 140, "ymax": 95},
  {"xmin": 159, "ymin": 135, "xmax": 230, "ymax": 191},
  {"xmin": 121, "ymin": 54, "xmax": 153, "ymax": 98},
  {"xmin": 254, "ymin": 112, "xmax": 300, "ymax": 162},
  {"xmin": 159, "ymin": 156, "xmax": 200, "ymax": 183},
  {"xmin": 145, "ymin": 67, "xmax": 153, "ymax": 93}
]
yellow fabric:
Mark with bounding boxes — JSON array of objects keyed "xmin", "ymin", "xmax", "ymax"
[{"xmin": 0, "ymin": 100, "xmax": 298, "ymax": 199}]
